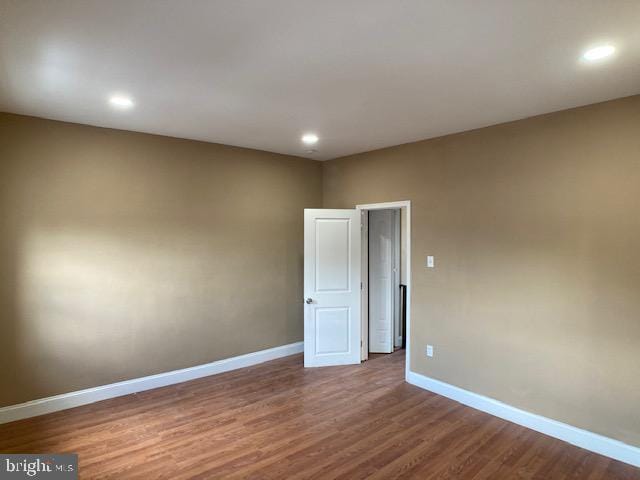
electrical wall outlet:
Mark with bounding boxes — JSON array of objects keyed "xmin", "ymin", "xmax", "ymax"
[
  {"xmin": 426, "ymin": 256, "xmax": 435, "ymax": 268},
  {"xmin": 426, "ymin": 345, "xmax": 434, "ymax": 357}
]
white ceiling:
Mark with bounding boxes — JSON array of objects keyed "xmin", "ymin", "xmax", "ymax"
[{"xmin": 1, "ymin": 1, "xmax": 639, "ymax": 160}]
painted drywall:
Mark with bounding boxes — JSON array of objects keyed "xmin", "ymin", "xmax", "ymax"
[
  {"xmin": 0, "ymin": 113, "xmax": 322, "ymax": 407},
  {"xmin": 323, "ymin": 95, "xmax": 640, "ymax": 447}
]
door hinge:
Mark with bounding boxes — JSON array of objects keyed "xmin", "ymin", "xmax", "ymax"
[{"xmin": 360, "ymin": 282, "xmax": 363, "ymax": 290}]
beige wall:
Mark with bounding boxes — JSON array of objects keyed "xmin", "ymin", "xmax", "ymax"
[
  {"xmin": 323, "ymin": 95, "xmax": 640, "ymax": 447},
  {"xmin": 0, "ymin": 113, "xmax": 322, "ymax": 407}
]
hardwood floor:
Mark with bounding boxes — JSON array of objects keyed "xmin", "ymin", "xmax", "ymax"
[{"xmin": 0, "ymin": 350, "xmax": 637, "ymax": 479}]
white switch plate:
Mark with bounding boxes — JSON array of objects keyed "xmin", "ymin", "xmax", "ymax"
[
  {"xmin": 427, "ymin": 256, "xmax": 435, "ymax": 268},
  {"xmin": 426, "ymin": 345, "xmax": 434, "ymax": 357}
]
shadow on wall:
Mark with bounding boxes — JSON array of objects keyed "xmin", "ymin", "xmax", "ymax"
[
  {"xmin": 2, "ymin": 218, "xmax": 304, "ymax": 407},
  {"xmin": 0, "ymin": 206, "xmax": 21, "ymax": 407},
  {"xmin": 0, "ymin": 111, "xmax": 321, "ymax": 409}
]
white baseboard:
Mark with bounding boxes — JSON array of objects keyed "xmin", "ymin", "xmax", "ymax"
[
  {"xmin": 406, "ymin": 370, "xmax": 640, "ymax": 468},
  {"xmin": 0, "ymin": 341, "xmax": 303, "ymax": 425}
]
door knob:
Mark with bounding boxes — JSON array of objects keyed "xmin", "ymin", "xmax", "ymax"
[{"xmin": 305, "ymin": 298, "xmax": 313, "ymax": 304}]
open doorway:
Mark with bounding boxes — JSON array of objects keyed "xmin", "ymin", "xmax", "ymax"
[
  {"xmin": 302, "ymin": 202, "xmax": 410, "ymax": 373},
  {"xmin": 358, "ymin": 201, "xmax": 410, "ymax": 364}
]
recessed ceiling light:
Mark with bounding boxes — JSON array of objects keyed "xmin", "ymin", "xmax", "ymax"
[
  {"xmin": 109, "ymin": 95, "xmax": 134, "ymax": 108},
  {"xmin": 302, "ymin": 133, "xmax": 319, "ymax": 145},
  {"xmin": 582, "ymin": 45, "xmax": 615, "ymax": 62}
]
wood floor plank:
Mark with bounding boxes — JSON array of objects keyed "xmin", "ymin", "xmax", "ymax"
[{"xmin": 0, "ymin": 350, "xmax": 637, "ymax": 479}]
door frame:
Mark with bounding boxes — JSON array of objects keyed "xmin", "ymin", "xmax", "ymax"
[
  {"xmin": 360, "ymin": 210, "xmax": 369, "ymax": 361},
  {"xmin": 356, "ymin": 200, "xmax": 411, "ymax": 379}
]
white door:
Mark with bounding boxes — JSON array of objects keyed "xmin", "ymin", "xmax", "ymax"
[
  {"xmin": 304, "ymin": 209, "xmax": 361, "ymax": 367},
  {"xmin": 368, "ymin": 209, "xmax": 396, "ymax": 353}
]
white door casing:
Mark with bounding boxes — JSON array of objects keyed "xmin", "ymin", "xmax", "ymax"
[
  {"xmin": 304, "ymin": 209, "xmax": 361, "ymax": 367},
  {"xmin": 357, "ymin": 200, "xmax": 411, "ymax": 378},
  {"xmin": 360, "ymin": 210, "xmax": 369, "ymax": 361}
]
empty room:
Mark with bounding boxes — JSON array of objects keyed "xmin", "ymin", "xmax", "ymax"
[{"xmin": 0, "ymin": 1, "xmax": 639, "ymax": 479}]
